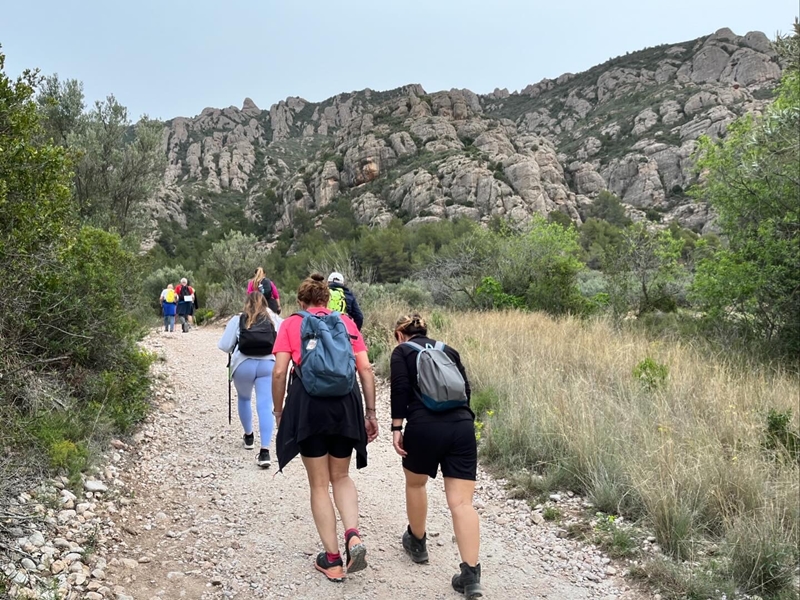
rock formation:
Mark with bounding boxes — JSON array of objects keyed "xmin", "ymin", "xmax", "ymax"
[{"xmin": 149, "ymin": 28, "xmax": 781, "ymax": 241}]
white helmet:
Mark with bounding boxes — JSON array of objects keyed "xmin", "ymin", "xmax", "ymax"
[{"xmin": 328, "ymin": 272, "xmax": 344, "ymax": 284}]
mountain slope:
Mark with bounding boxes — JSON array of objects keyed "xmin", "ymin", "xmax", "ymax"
[{"xmin": 149, "ymin": 27, "xmax": 781, "ymax": 246}]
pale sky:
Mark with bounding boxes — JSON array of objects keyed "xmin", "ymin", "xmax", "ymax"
[{"xmin": 1, "ymin": 0, "xmax": 796, "ymax": 121}]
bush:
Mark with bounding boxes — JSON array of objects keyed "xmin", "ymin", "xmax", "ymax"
[{"xmin": 633, "ymin": 357, "xmax": 668, "ymax": 391}]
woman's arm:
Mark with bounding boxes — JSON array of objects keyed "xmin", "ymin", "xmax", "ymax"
[
  {"xmin": 355, "ymin": 351, "xmax": 378, "ymax": 442},
  {"xmin": 271, "ymin": 352, "xmax": 291, "ymax": 423},
  {"xmin": 217, "ymin": 316, "xmax": 240, "ymax": 353},
  {"xmin": 389, "ymin": 347, "xmax": 412, "ymax": 420}
]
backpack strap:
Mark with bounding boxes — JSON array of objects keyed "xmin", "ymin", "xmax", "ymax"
[
  {"xmin": 402, "ymin": 341, "xmax": 427, "ymax": 352},
  {"xmin": 434, "ymin": 341, "xmax": 446, "ymax": 351}
]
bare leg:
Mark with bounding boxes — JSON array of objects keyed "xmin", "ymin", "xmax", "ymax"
[
  {"xmin": 301, "ymin": 455, "xmax": 338, "ymax": 553},
  {"xmin": 444, "ymin": 477, "xmax": 480, "ymax": 566},
  {"xmin": 404, "ymin": 469, "xmax": 429, "ymax": 539},
  {"xmin": 328, "ymin": 455, "xmax": 358, "ymax": 532}
]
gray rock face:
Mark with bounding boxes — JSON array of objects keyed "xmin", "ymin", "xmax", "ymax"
[{"xmin": 148, "ymin": 28, "xmax": 780, "ymax": 237}]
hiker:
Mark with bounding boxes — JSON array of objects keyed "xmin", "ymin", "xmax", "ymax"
[
  {"xmin": 160, "ymin": 283, "xmax": 178, "ymax": 332},
  {"xmin": 217, "ymin": 292, "xmax": 283, "ymax": 468},
  {"xmin": 271, "ymin": 273, "xmax": 378, "ymax": 582},
  {"xmin": 327, "ymin": 272, "xmax": 364, "ymax": 330},
  {"xmin": 390, "ymin": 313, "xmax": 483, "ymax": 599},
  {"xmin": 248, "ymin": 267, "xmax": 281, "ymax": 314},
  {"xmin": 176, "ymin": 278, "xmax": 195, "ymax": 332}
]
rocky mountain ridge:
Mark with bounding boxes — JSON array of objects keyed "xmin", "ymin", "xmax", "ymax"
[{"xmin": 150, "ymin": 27, "xmax": 782, "ymax": 242}]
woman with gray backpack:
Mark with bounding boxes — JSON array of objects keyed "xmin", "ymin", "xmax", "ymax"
[
  {"xmin": 390, "ymin": 313, "xmax": 483, "ymax": 599},
  {"xmin": 217, "ymin": 292, "xmax": 282, "ymax": 468}
]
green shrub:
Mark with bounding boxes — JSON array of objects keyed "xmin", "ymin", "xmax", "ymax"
[
  {"xmin": 594, "ymin": 514, "xmax": 638, "ymax": 558},
  {"xmin": 764, "ymin": 408, "xmax": 800, "ymax": 462},
  {"xmin": 471, "ymin": 387, "xmax": 501, "ymax": 417},
  {"xmin": 194, "ymin": 307, "xmax": 215, "ymax": 325},
  {"xmin": 633, "ymin": 357, "xmax": 669, "ymax": 391},
  {"xmin": 543, "ymin": 506, "xmax": 561, "ymax": 521}
]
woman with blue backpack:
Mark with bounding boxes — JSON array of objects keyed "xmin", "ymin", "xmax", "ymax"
[
  {"xmin": 271, "ymin": 273, "xmax": 378, "ymax": 583},
  {"xmin": 217, "ymin": 292, "xmax": 282, "ymax": 468},
  {"xmin": 390, "ymin": 313, "xmax": 483, "ymax": 599}
]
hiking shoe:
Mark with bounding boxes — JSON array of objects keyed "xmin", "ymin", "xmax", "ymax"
[
  {"xmin": 243, "ymin": 433, "xmax": 255, "ymax": 449},
  {"xmin": 452, "ymin": 562, "xmax": 483, "ymax": 598},
  {"xmin": 315, "ymin": 552, "xmax": 344, "ymax": 582},
  {"xmin": 402, "ymin": 525, "xmax": 429, "ymax": 564},
  {"xmin": 345, "ymin": 530, "xmax": 367, "ymax": 573},
  {"xmin": 257, "ymin": 448, "xmax": 271, "ymax": 468}
]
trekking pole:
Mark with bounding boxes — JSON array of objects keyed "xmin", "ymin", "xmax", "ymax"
[{"xmin": 227, "ymin": 353, "xmax": 232, "ymax": 425}]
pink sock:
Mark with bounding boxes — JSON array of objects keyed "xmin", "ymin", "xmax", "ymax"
[
  {"xmin": 326, "ymin": 551, "xmax": 341, "ymax": 563},
  {"xmin": 345, "ymin": 528, "xmax": 360, "ymax": 541}
]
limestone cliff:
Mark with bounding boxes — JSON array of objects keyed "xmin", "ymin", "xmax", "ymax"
[{"xmin": 149, "ymin": 28, "xmax": 781, "ymax": 241}]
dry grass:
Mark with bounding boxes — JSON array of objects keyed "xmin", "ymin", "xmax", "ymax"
[{"xmin": 363, "ymin": 305, "xmax": 800, "ymax": 596}]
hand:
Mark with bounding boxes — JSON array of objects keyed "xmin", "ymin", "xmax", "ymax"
[
  {"xmin": 365, "ymin": 418, "xmax": 378, "ymax": 443},
  {"xmin": 393, "ymin": 430, "xmax": 407, "ymax": 457}
]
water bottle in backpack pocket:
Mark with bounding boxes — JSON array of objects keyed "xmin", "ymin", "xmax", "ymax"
[
  {"xmin": 404, "ymin": 341, "xmax": 468, "ymax": 411},
  {"xmin": 295, "ymin": 311, "xmax": 356, "ymax": 397}
]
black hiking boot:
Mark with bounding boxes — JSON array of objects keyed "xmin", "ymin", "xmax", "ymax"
[
  {"xmin": 452, "ymin": 562, "xmax": 483, "ymax": 598},
  {"xmin": 314, "ymin": 552, "xmax": 345, "ymax": 582},
  {"xmin": 257, "ymin": 448, "xmax": 271, "ymax": 468},
  {"xmin": 243, "ymin": 433, "xmax": 255, "ymax": 449},
  {"xmin": 402, "ymin": 525, "xmax": 429, "ymax": 564}
]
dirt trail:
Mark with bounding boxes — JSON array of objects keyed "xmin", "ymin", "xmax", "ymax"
[{"xmin": 102, "ymin": 325, "xmax": 646, "ymax": 600}]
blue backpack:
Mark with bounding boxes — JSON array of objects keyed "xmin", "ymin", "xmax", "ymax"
[{"xmin": 296, "ymin": 310, "xmax": 356, "ymax": 397}]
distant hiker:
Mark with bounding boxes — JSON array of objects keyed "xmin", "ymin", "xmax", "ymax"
[
  {"xmin": 390, "ymin": 313, "xmax": 483, "ymax": 599},
  {"xmin": 248, "ymin": 267, "xmax": 281, "ymax": 314},
  {"xmin": 218, "ymin": 292, "xmax": 283, "ymax": 468},
  {"xmin": 271, "ymin": 273, "xmax": 378, "ymax": 582},
  {"xmin": 176, "ymin": 278, "xmax": 195, "ymax": 332},
  {"xmin": 327, "ymin": 272, "xmax": 364, "ymax": 330},
  {"xmin": 160, "ymin": 283, "xmax": 178, "ymax": 332}
]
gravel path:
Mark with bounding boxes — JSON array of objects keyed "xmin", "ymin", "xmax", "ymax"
[{"xmin": 103, "ymin": 326, "xmax": 646, "ymax": 599}]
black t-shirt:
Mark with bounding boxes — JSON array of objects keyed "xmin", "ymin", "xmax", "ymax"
[{"xmin": 389, "ymin": 335, "xmax": 473, "ymax": 424}]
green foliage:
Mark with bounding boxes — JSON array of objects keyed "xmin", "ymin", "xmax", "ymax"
[
  {"xmin": 0, "ymin": 51, "xmax": 154, "ymax": 486},
  {"xmin": 475, "ymin": 277, "xmax": 524, "ymax": 309},
  {"xmin": 201, "ymin": 231, "xmax": 271, "ymax": 316},
  {"xmin": 691, "ymin": 64, "xmax": 800, "ymax": 357},
  {"xmin": 764, "ymin": 409, "xmax": 800, "ymax": 462},
  {"xmin": 36, "ymin": 74, "xmax": 85, "ymax": 146},
  {"xmin": 543, "ymin": 506, "xmax": 561, "ymax": 522},
  {"xmin": 594, "ymin": 514, "xmax": 638, "ymax": 558},
  {"xmin": 501, "ymin": 217, "xmax": 588, "ymax": 315},
  {"xmin": 605, "ymin": 224, "xmax": 685, "ymax": 316},
  {"xmin": 143, "ymin": 265, "xmax": 192, "ymax": 310},
  {"xmin": 70, "ymin": 95, "xmax": 166, "ymax": 238},
  {"xmin": 470, "ymin": 387, "xmax": 501, "ymax": 417},
  {"xmin": 584, "ymin": 191, "xmax": 631, "ymax": 227},
  {"xmin": 579, "ymin": 218, "xmax": 624, "ymax": 269},
  {"xmin": 633, "ymin": 357, "xmax": 669, "ymax": 391}
]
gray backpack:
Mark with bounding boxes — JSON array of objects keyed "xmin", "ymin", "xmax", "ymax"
[{"xmin": 404, "ymin": 341, "xmax": 468, "ymax": 411}]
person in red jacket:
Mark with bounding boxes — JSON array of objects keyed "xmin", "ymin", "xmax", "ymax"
[{"xmin": 175, "ymin": 278, "xmax": 195, "ymax": 332}]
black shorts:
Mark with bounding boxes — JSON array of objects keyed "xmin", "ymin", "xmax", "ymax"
[
  {"xmin": 402, "ymin": 419, "xmax": 477, "ymax": 480},
  {"xmin": 299, "ymin": 434, "xmax": 355, "ymax": 459}
]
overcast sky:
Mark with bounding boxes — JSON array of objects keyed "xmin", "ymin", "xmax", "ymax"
[{"xmin": 2, "ymin": 0, "xmax": 796, "ymax": 121}]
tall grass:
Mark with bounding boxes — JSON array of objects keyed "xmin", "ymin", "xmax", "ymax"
[{"xmin": 365, "ymin": 304, "xmax": 799, "ymax": 597}]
